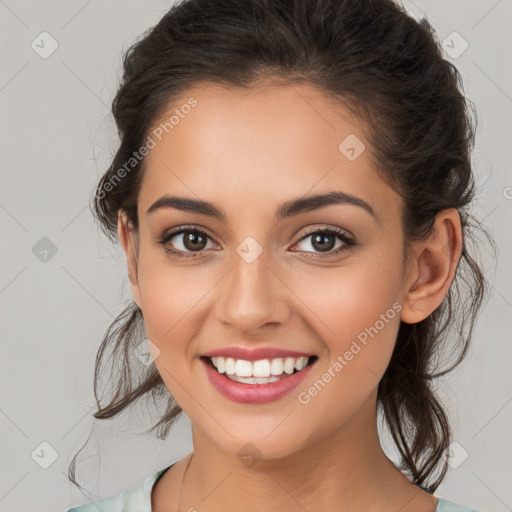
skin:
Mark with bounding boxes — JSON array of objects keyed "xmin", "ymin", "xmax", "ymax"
[{"xmin": 117, "ymin": 81, "xmax": 462, "ymax": 512}]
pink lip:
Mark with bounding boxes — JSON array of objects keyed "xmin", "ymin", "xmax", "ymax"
[
  {"xmin": 201, "ymin": 346, "xmax": 314, "ymax": 361},
  {"xmin": 200, "ymin": 356, "xmax": 316, "ymax": 404}
]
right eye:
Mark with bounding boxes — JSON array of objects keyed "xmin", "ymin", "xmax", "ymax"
[{"xmin": 157, "ymin": 226, "xmax": 219, "ymax": 259}]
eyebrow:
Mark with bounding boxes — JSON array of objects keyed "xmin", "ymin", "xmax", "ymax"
[{"xmin": 146, "ymin": 191, "xmax": 376, "ymax": 220}]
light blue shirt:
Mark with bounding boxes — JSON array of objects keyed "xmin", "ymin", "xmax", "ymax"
[{"xmin": 66, "ymin": 464, "xmax": 480, "ymax": 512}]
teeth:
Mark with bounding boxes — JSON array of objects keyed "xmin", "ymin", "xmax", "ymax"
[
  {"xmin": 253, "ymin": 359, "xmax": 271, "ymax": 377},
  {"xmin": 225, "ymin": 357, "xmax": 236, "ymax": 375},
  {"xmin": 295, "ymin": 357, "xmax": 307, "ymax": 371},
  {"xmin": 213, "ymin": 356, "xmax": 225, "ymax": 373},
  {"xmin": 283, "ymin": 357, "xmax": 296, "ymax": 374},
  {"xmin": 235, "ymin": 359, "xmax": 253, "ymax": 377},
  {"xmin": 228, "ymin": 375, "xmax": 281, "ymax": 384},
  {"xmin": 270, "ymin": 358, "xmax": 283, "ymax": 375},
  {"xmin": 209, "ymin": 356, "xmax": 310, "ymax": 379}
]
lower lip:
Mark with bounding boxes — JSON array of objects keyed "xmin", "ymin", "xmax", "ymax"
[{"xmin": 200, "ymin": 358, "xmax": 315, "ymax": 404}]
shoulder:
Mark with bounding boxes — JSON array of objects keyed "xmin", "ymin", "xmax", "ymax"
[
  {"xmin": 65, "ymin": 465, "xmax": 172, "ymax": 512},
  {"xmin": 435, "ymin": 497, "xmax": 481, "ymax": 512}
]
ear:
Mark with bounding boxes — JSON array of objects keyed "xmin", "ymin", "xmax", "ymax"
[
  {"xmin": 117, "ymin": 210, "xmax": 142, "ymax": 310},
  {"xmin": 400, "ymin": 208, "xmax": 463, "ymax": 324}
]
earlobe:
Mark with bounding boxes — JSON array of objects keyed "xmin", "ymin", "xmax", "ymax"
[
  {"xmin": 117, "ymin": 210, "xmax": 142, "ymax": 310},
  {"xmin": 400, "ymin": 209, "xmax": 462, "ymax": 324}
]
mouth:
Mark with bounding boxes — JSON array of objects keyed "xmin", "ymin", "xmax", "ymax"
[
  {"xmin": 200, "ymin": 355, "xmax": 318, "ymax": 384},
  {"xmin": 199, "ymin": 352, "xmax": 318, "ymax": 404}
]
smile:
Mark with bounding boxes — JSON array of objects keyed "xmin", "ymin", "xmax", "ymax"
[
  {"xmin": 207, "ymin": 355, "xmax": 312, "ymax": 384},
  {"xmin": 200, "ymin": 351, "xmax": 317, "ymax": 404}
]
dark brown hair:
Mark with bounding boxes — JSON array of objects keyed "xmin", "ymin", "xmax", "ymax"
[{"xmin": 69, "ymin": 0, "xmax": 492, "ymax": 494}]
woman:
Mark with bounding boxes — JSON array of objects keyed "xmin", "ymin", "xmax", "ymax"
[{"xmin": 67, "ymin": 0, "xmax": 489, "ymax": 510}]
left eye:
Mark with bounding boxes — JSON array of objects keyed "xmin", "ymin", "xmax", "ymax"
[{"xmin": 293, "ymin": 228, "xmax": 356, "ymax": 257}]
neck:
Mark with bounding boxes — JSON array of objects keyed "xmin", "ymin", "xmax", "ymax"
[{"xmin": 176, "ymin": 393, "xmax": 429, "ymax": 512}]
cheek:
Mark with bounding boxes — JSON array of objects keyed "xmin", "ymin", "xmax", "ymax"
[
  {"xmin": 136, "ymin": 253, "xmax": 212, "ymax": 340},
  {"xmin": 289, "ymin": 253, "xmax": 404, "ymax": 408},
  {"xmin": 136, "ymin": 258, "xmax": 212, "ymax": 405},
  {"xmin": 293, "ymin": 250, "xmax": 403, "ymax": 348},
  {"xmin": 329, "ymin": 267, "xmax": 402, "ymax": 359},
  {"xmin": 285, "ymin": 296, "xmax": 401, "ymax": 455}
]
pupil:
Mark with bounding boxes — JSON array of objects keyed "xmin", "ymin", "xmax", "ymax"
[
  {"xmin": 312, "ymin": 232, "xmax": 334, "ymax": 252},
  {"xmin": 184, "ymin": 232, "xmax": 206, "ymax": 251}
]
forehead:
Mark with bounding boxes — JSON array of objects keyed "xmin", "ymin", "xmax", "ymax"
[{"xmin": 138, "ymin": 81, "xmax": 399, "ymax": 222}]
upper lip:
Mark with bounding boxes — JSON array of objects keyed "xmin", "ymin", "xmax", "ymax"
[{"xmin": 201, "ymin": 346, "xmax": 315, "ymax": 361}]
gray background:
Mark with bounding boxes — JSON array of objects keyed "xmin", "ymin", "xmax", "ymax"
[{"xmin": 0, "ymin": 1, "xmax": 510, "ymax": 511}]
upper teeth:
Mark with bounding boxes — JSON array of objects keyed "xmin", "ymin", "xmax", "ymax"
[{"xmin": 210, "ymin": 356, "xmax": 309, "ymax": 377}]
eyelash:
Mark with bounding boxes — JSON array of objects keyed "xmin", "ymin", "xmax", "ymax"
[{"xmin": 157, "ymin": 225, "xmax": 357, "ymax": 260}]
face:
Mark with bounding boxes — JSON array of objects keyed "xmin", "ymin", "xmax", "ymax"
[{"xmin": 120, "ymin": 81, "xmax": 414, "ymax": 460}]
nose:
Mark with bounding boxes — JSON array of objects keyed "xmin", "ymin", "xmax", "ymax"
[{"xmin": 217, "ymin": 249, "xmax": 291, "ymax": 335}]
